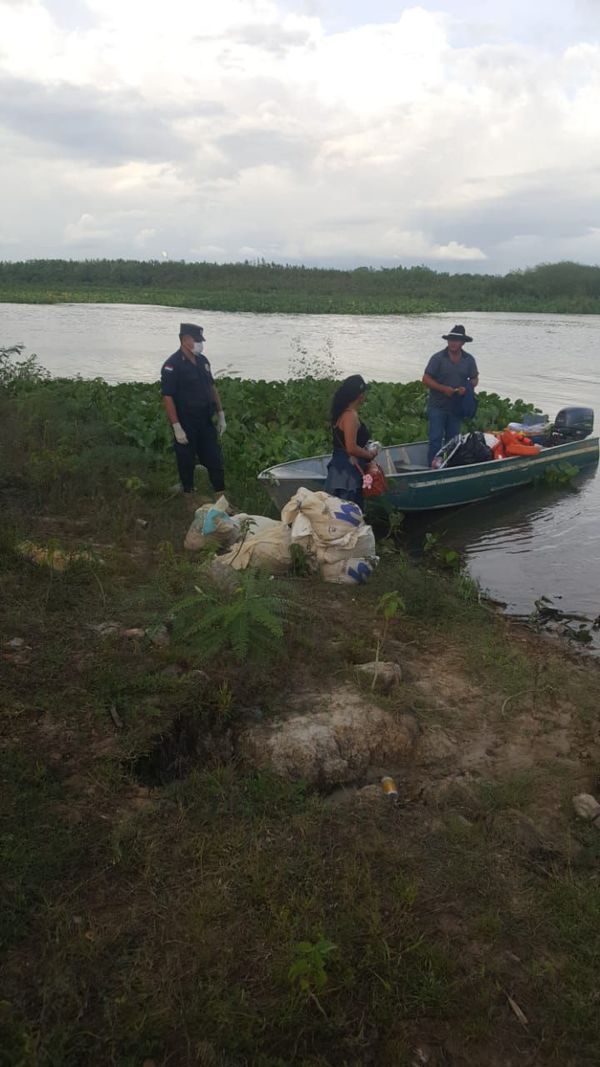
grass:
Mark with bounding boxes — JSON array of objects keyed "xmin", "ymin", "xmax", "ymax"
[{"xmin": 2, "ymin": 368, "xmax": 600, "ymax": 1065}]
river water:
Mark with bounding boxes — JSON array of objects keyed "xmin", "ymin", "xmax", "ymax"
[{"xmin": 3, "ymin": 302, "xmax": 599, "ymax": 641}]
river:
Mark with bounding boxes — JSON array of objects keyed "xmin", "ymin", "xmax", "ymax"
[{"xmin": 3, "ymin": 302, "xmax": 599, "ymax": 643}]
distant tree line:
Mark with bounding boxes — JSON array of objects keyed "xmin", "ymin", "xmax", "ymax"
[{"xmin": 1, "ymin": 258, "xmax": 599, "ymax": 313}]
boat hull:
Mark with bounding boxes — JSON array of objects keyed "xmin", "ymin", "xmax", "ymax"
[{"xmin": 258, "ymin": 437, "xmax": 600, "ymax": 512}]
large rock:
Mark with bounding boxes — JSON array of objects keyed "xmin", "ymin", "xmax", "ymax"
[
  {"xmin": 238, "ymin": 684, "xmax": 418, "ymax": 787},
  {"xmin": 355, "ymin": 660, "xmax": 402, "ymax": 691}
]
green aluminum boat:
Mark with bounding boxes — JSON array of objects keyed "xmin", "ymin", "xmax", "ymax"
[{"xmin": 258, "ymin": 408, "xmax": 599, "ymax": 513}]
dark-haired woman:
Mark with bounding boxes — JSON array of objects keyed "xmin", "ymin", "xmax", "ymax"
[{"xmin": 324, "ymin": 375, "xmax": 378, "ymax": 509}]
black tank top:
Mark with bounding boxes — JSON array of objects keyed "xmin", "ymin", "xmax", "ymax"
[{"xmin": 332, "ymin": 419, "xmax": 369, "ymax": 452}]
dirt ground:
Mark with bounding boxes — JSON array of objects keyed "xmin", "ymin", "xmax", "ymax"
[{"xmin": 2, "ymin": 486, "xmax": 600, "ymax": 1066}]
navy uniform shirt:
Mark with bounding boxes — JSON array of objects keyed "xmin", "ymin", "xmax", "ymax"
[
  {"xmin": 160, "ymin": 349, "xmax": 215, "ymax": 419},
  {"xmin": 424, "ymin": 348, "xmax": 478, "ymax": 411}
]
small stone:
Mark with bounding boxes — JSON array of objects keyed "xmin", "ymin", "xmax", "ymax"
[
  {"xmin": 355, "ymin": 661, "xmax": 403, "ymax": 691},
  {"xmin": 147, "ymin": 624, "xmax": 170, "ymax": 648},
  {"xmin": 6, "ymin": 637, "xmax": 26, "ymax": 649},
  {"xmin": 121, "ymin": 627, "xmax": 146, "ymax": 639},
  {"xmin": 189, "ymin": 669, "xmax": 210, "ymax": 682},
  {"xmin": 356, "ymin": 783, "xmax": 383, "ymax": 804},
  {"xmin": 88, "ymin": 621, "xmax": 120, "ymax": 636},
  {"xmin": 412, "ymin": 1046, "xmax": 433, "ymax": 1066},
  {"xmin": 573, "ymin": 793, "xmax": 600, "ymax": 826},
  {"xmin": 136, "ymin": 518, "xmax": 149, "ymax": 529}
]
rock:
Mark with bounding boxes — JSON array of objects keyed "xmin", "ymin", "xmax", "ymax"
[
  {"xmin": 572, "ymin": 793, "xmax": 600, "ymax": 826},
  {"xmin": 147, "ymin": 624, "xmax": 170, "ymax": 648},
  {"xmin": 189, "ymin": 669, "xmax": 210, "ymax": 682},
  {"xmin": 6, "ymin": 637, "xmax": 26, "ymax": 649},
  {"xmin": 356, "ymin": 783, "xmax": 384, "ymax": 804},
  {"xmin": 355, "ymin": 660, "xmax": 403, "ymax": 691},
  {"xmin": 206, "ymin": 558, "xmax": 241, "ymax": 595},
  {"xmin": 121, "ymin": 627, "xmax": 146, "ymax": 639},
  {"xmin": 238, "ymin": 684, "xmax": 418, "ymax": 787},
  {"xmin": 136, "ymin": 518, "xmax": 149, "ymax": 529},
  {"xmin": 418, "ymin": 727, "xmax": 459, "ymax": 762},
  {"xmin": 88, "ymin": 621, "xmax": 120, "ymax": 636}
]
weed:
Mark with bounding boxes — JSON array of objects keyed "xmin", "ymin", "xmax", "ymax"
[
  {"xmin": 371, "ymin": 590, "xmax": 405, "ymax": 687},
  {"xmin": 290, "ymin": 542, "xmax": 312, "ymax": 577},
  {"xmin": 540, "ymin": 461, "xmax": 579, "ymax": 486},
  {"xmin": 478, "ymin": 772, "xmax": 537, "ymax": 813},
  {"xmin": 288, "ymin": 937, "xmax": 338, "ymax": 995},
  {"xmin": 423, "ymin": 531, "xmax": 461, "ymax": 569},
  {"xmin": 172, "ymin": 570, "xmax": 289, "ymax": 663}
]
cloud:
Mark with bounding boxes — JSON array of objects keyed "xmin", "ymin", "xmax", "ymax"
[
  {"xmin": 220, "ymin": 20, "xmax": 316, "ymax": 56},
  {"xmin": 0, "ymin": 73, "xmax": 209, "ymax": 165},
  {"xmin": 64, "ymin": 213, "xmax": 115, "ymax": 244},
  {"xmin": 0, "ymin": 0, "xmax": 600, "ymax": 269}
]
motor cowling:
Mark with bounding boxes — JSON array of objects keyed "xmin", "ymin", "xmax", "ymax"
[{"xmin": 553, "ymin": 407, "xmax": 594, "ymax": 440}]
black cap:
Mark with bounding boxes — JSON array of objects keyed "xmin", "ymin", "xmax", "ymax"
[{"xmin": 179, "ymin": 322, "xmax": 205, "ymax": 341}]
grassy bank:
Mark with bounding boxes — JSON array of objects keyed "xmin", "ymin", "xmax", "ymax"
[
  {"xmin": 6, "ymin": 285, "xmax": 600, "ymax": 315},
  {"xmin": 2, "ymin": 356, "xmax": 600, "ymax": 1066},
  {"xmin": 2, "ymin": 258, "xmax": 600, "ymax": 314}
]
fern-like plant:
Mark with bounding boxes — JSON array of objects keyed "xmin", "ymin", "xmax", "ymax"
[{"xmin": 173, "ymin": 569, "xmax": 288, "ymax": 663}]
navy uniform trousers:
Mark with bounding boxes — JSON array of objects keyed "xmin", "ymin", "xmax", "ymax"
[{"xmin": 175, "ymin": 408, "xmax": 225, "ymax": 492}]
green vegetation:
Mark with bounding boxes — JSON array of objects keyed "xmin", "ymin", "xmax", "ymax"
[
  {"xmin": 0, "ymin": 342, "xmax": 535, "ymax": 515},
  {"xmin": 2, "ymin": 347, "xmax": 600, "ymax": 1065},
  {"xmin": 541, "ymin": 460, "xmax": 579, "ymax": 486},
  {"xmin": 2, "ymin": 258, "xmax": 600, "ymax": 313},
  {"xmin": 173, "ymin": 570, "xmax": 290, "ymax": 663}
]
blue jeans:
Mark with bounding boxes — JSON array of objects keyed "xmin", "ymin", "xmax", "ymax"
[{"xmin": 428, "ymin": 408, "xmax": 461, "ymax": 466}]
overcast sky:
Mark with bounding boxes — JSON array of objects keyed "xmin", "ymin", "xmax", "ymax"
[{"xmin": 1, "ymin": 0, "xmax": 599, "ymax": 272}]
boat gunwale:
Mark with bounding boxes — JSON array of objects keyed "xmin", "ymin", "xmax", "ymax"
[{"xmin": 257, "ymin": 436, "xmax": 600, "ymax": 484}]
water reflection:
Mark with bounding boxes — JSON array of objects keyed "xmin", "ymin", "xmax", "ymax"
[{"xmin": 406, "ymin": 467, "xmax": 600, "ymax": 648}]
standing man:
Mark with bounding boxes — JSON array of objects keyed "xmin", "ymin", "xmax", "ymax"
[
  {"xmin": 422, "ymin": 324, "xmax": 479, "ymax": 466},
  {"xmin": 161, "ymin": 323, "xmax": 227, "ymax": 495}
]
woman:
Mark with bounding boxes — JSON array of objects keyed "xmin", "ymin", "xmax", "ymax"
[{"xmin": 324, "ymin": 375, "xmax": 378, "ymax": 509}]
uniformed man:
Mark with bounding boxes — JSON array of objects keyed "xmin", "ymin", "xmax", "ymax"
[{"xmin": 161, "ymin": 323, "xmax": 227, "ymax": 494}]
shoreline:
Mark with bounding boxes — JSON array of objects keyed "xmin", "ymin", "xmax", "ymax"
[{"xmin": 3, "ymin": 287, "xmax": 600, "ymax": 316}]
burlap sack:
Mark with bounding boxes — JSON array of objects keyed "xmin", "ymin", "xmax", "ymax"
[{"xmin": 218, "ymin": 524, "xmax": 292, "ymax": 574}]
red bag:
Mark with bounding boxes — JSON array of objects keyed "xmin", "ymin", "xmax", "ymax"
[{"xmin": 362, "ymin": 464, "xmax": 388, "ymax": 497}]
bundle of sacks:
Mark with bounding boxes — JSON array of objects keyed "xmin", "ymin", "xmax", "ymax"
[
  {"xmin": 281, "ymin": 488, "xmax": 378, "ymax": 584},
  {"xmin": 184, "ymin": 496, "xmax": 280, "ymax": 552},
  {"xmin": 184, "ymin": 490, "xmax": 378, "ymax": 585}
]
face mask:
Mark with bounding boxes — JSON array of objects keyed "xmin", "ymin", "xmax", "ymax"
[{"xmin": 192, "ymin": 341, "xmax": 204, "ymax": 355}]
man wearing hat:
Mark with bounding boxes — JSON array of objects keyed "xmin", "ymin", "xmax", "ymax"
[
  {"xmin": 161, "ymin": 323, "xmax": 227, "ymax": 494},
  {"xmin": 422, "ymin": 325, "xmax": 479, "ymax": 465}
]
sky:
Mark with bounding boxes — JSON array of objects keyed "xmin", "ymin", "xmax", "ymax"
[{"xmin": 1, "ymin": 0, "xmax": 599, "ymax": 273}]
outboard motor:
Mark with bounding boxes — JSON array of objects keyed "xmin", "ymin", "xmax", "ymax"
[{"xmin": 552, "ymin": 407, "xmax": 594, "ymax": 440}]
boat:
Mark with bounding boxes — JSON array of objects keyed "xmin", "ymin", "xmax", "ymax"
[{"xmin": 258, "ymin": 407, "xmax": 599, "ymax": 513}]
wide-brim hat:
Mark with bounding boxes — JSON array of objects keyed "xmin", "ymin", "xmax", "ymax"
[
  {"xmin": 442, "ymin": 324, "xmax": 473, "ymax": 343},
  {"xmin": 180, "ymin": 322, "xmax": 205, "ymax": 341}
]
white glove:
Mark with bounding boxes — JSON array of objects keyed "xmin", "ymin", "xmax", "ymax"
[
  {"xmin": 172, "ymin": 422, "xmax": 188, "ymax": 445},
  {"xmin": 217, "ymin": 411, "xmax": 227, "ymax": 435}
]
